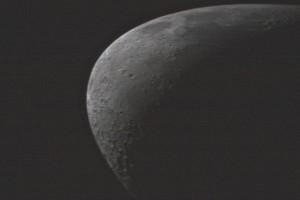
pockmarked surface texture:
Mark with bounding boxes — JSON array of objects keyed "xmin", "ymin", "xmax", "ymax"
[{"xmin": 87, "ymin": 4, "xmax": 300, "ymax": 199}]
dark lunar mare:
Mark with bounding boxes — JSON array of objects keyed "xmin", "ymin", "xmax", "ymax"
[{"xmin": 87, "ymin": 4, "xmax": 300, "ymax": 199}]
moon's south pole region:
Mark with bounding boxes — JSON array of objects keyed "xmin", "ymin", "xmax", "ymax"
[{"xmin": 87, "ymin": 4, "xmax": 300, "ymax": 199}]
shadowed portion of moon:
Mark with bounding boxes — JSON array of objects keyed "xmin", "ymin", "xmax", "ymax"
[{"xmin": 87, "ymin": 4, "xmax": 300, "ymax": 199}]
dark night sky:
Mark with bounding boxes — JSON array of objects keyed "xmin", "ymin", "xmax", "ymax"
[{"xmin": 1, "ymin": 0, "xmax": 299, "ymax": 199}]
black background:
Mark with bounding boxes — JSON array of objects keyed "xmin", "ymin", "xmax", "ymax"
[{"xmin": 1, "ymin": 0, "xmax": 299, "ymax": 200}]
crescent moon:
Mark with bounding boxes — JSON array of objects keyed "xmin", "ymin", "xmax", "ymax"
[{"xmin": 87, "ymin": 4, "xmax": 300, "ymax": 199}]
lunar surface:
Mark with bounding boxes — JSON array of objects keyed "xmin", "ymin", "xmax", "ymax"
[{"xmin": 87, "ymin": 4, "xmax": 300, "ymax": 199}]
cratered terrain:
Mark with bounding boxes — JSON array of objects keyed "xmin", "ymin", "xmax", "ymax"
[{"xmin": 87, "ymin": 4, "xmax": 300, "ymax": 199}]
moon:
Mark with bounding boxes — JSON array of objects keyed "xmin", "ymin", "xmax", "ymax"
[{"xmin": 87, "ymin": 4, "xmax": 300, "ymax": 199}]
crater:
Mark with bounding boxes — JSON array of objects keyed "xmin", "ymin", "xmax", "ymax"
[{"xmin": 142, "ymin": 21, "xmax": 172, "ymax": 34}]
